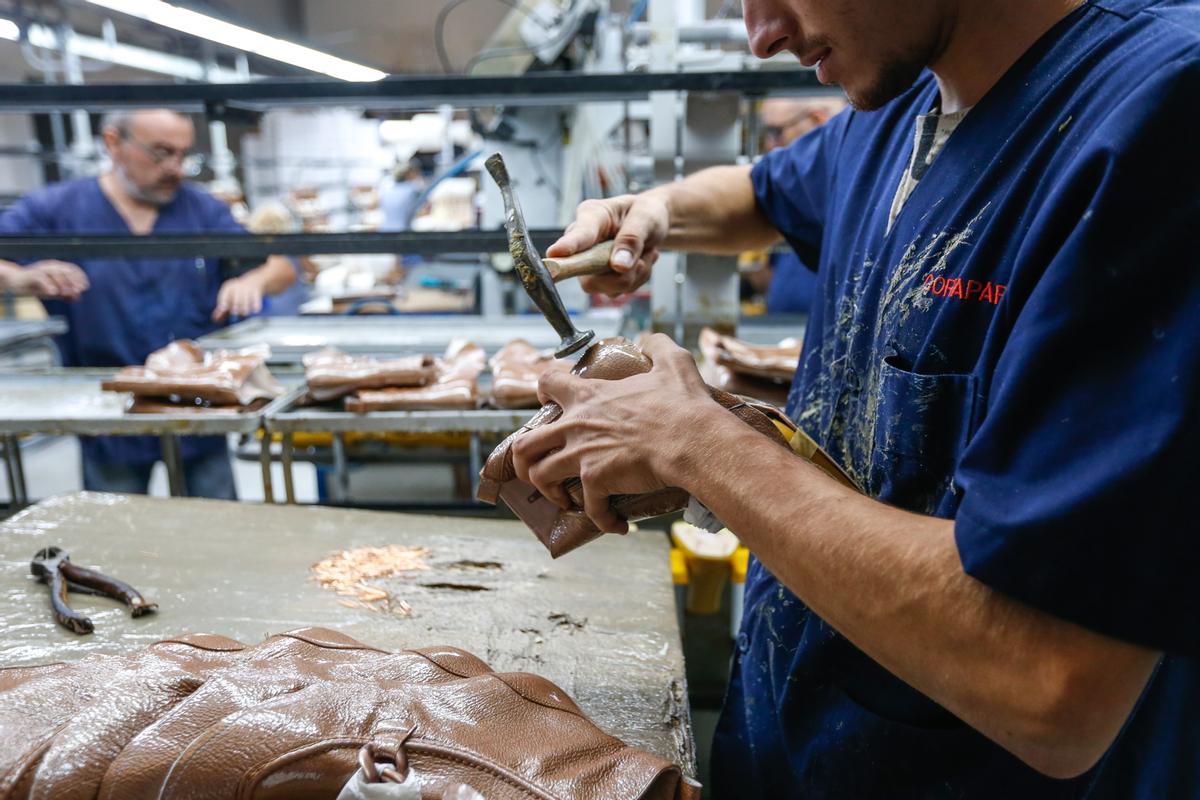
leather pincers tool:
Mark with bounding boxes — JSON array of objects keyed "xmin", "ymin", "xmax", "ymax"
[
  {"xmin": 31, "ymin": 546, "xmax": 157, "ymax": 635},
  {"xmin": 485, "ymin": 152, "xmax": 619, "ymax": 358}
]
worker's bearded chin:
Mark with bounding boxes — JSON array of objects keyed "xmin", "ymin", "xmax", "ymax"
[
  {"xmin": 845, "ymin": 44, "xmax": 934, "ymax": 111},
  {"xmin": 115, "ymin": 163, "xmax": 179, "ymax": 207}
]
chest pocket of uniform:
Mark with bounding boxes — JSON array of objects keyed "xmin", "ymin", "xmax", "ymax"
[{"xmin": 866, "ymin": 354, "xmax": 979, "ymax": 516}]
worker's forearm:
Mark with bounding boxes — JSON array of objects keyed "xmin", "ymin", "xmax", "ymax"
[
  {"xmin": 675, "ymin": 407, "xmax": 1159, "ymax": 778},
  {"xmin": 241, "ymin": 256, "xmax": 296, "ymax": 295},
  {"xmin": 649, "ymin": 165, "xmax": 781, "ymax": 254},
  {"xmin": 0, "ymin": 260, "xmax": 22, "ymax": 289}
]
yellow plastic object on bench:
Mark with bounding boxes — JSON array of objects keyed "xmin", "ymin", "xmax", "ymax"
[
  {"xmin": 670, "ymin": 548, "xmax": 689, "ymax": 586},
  {"xmin": 730, "ymin": 546, "xmax": 750, "ymax": 638},
  {"xmin": 671, "ymin": 521, "xmax": 740, "ymax": 615}
]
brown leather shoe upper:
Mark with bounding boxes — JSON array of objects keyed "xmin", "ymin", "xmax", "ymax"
[{"xmin": 477, "ymin": 337, "xmax": 792, "ymax": 557}]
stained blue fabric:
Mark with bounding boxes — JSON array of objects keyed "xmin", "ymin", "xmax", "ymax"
[
  {"xmin": 765, "ymin": 249, "xmax": 817, "ymax": 314},
  {"xmin": 0, "ymin": 177, "xmax": 244, "ymax": 464},
  {"xmin": 713, "ymin": 1, "xmax": 1200, "ymax": 797}
]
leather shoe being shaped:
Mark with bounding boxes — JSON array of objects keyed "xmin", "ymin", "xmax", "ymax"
[{"xmin": 477, "ymin": 337, "xmax": 794, "ymax": 557}]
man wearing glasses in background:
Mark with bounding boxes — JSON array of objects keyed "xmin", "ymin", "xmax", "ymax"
[
  {"xmin": 0, "ymin": 109, "xmax": 295, "ymax": 499},
  {"xmin": 743, "ymin": 97, "xmax": 845, "ymax": 314}
]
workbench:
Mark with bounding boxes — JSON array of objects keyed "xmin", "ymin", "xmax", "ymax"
[
  {"xmin": 0, "ymin": 493, "xmax": 695, "ymax": 773},
  {"xmin": 197, "ymin": 314, "xmax": 624, "ymax": 364},
  {"xmin": 0, "ymin": 370, "xmax": 300, "ymax": 505},
  {"xmin": 0, "ymin": 318, "xmax": 67, "ymax": 364},
  {"xmin": 737, "ymin": 314, "xmax": 807, "ymax": 346},
  {"xmin": 261, "ymin": 404, "xmax": 534, "ymax": 504}
]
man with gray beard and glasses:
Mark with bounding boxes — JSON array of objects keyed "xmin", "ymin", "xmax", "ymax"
[{"xmin": 0, "ymin": 109, "xmax": 295, "ymax": 499}]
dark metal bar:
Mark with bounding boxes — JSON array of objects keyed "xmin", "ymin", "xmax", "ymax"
[
  {"xmin": 0, "ymin": 229, "xmax": 563, "ymax": 260},
  {"xmin": 7, "ymin": 435, "xmax": 27, "ymax": 507},
  {"xmin": 281, "ymin": 432, "xmax": 295, "ymax": 505},
  {"xmin": 468, "ymin": 432, "xmax": 482, "ymax": 500},
  {"xmin": 3, "ymin": 435, "xmax": 21, "ymax": 508},
  {"xmin": 331, "ymin": 432, "xmax": 349, "ymax": 503},
  {"xmin": 0, "ymin": 70, "xmax": 827, "ymax": 113},
  {"xmin": 160, "ymin": 434, "xmax": 188, "ymax": 497},
  {"xmin": 259, "ymin": 429, "xmax": 275, "ymax": 504}
]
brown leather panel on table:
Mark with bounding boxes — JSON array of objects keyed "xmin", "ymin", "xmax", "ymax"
[
  {"xmin": 303, "ymin": 349, "xmax": 439, "ymax": 403},
  {"xmin": 342, "ymin": 341, "xmax": 486, "ymax": 412},
  {"xmin": 488, "ymin": 339, "xmax": 573, "ymax": 410},
  {"xmin": 102, "ymin": 340, "xmax": 285, "ymax": 408}
]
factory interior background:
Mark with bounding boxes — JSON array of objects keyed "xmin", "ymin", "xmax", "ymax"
[
  {"xmin": 1, "ymin": 0, "xmax": 1177, "ymax": 797},
  {"xmin": 0, "ymin": 1, "xmax": 822, "ymax": 792}
]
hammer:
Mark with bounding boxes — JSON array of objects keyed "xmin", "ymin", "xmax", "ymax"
[{"xmin": 485, "ymin": 153, "xmax": 619, "ymax": 358}]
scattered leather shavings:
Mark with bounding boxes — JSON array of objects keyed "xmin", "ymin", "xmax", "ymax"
[{"xmin": 310, "ymin": 545, "xmax": 431, "ymax": 616}]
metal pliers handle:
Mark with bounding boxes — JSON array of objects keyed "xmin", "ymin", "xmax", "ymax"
[{"xmin": 30, "ymin": 546, "xmax": 157, "ymax": 635}]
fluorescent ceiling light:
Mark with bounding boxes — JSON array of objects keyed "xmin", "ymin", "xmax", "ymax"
[
  {"xmin": 82, "ymin": 0, "xmax": 387, "ymax": 82},
  {"xmin": 0, "ymin": 17, "xmax": 255, "ymax": 81}
]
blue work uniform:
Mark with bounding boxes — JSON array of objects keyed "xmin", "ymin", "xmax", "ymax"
[
  {"xmin": 380, "ymin": 179, "xmax": 423, "ymax": 232},
  {"xmin": 765, "ymin": 249, "xmax": 817, "ymax": 314},
  {"xmin": 0, "ymin": 177, "xmax": 243, "ymax": 467},
  {"xmin": 714, "ymin": 1, "xmax": 1200, "ymax": 797}
]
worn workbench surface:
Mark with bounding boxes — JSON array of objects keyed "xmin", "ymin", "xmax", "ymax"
[
  {"xmin": 0, "ymin": 492, "xmax": 695, "ymax": 773},
  {"xmin": 0, "ymin": 370, "xmax": 300, "ymax": 435}
]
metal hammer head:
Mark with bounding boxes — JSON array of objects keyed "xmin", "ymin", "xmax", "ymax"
[{"xmin": 485, "ymin": 153, "xmax": 594, "ymax": 359}]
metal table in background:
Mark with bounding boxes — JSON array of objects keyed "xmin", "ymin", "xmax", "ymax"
[
  {"xmin": 737, "ymin": 313, "xmax": 807, "ymax": 346},
  {"xmin": 197, "ymin": 314, "xmax": 624, "ymax": 364},
  {"xmin": 0, "ymin": 493, "xmax": 695, "ymax": 774},
  {"xmin": 262, "ymin": 403, "xmax": 534, "ymax": 504},
  {"xmin": 0, "ymin": 318, "xmax": 67, "ymax": 365},
  {"xmin": 0, "ymin": 369, "xmax": 301, "ymax": 505}
]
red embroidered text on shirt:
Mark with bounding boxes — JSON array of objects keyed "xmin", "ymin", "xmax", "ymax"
[{"xmin": 922, "ymin": 274, "xmax": 1007, "ymax": 304}]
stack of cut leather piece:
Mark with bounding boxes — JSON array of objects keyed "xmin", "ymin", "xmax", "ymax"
[
  {"xmin": 478, "ymin": 337, "xmax": 798, "ymax": 557},
  {"xmin": 0, "ymin": 627, "xmax": 700, "ymax": 800},
  {"xmin": 697, "ymin": 327, "xmax": 801, "ymax": 408},
  {"xmin": 304, "ymin": 341, "xmax": 484, "ymax": 412},
  {"xmin": 488, "ymin": 338, "xmax": 573, "ymax": 409},
  {"xmin": 101, "ymin": 340, "xmax": 286, "ymax": 413}
]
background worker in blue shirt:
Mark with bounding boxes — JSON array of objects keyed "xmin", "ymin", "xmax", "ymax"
[
  {"xmin": 0, "ymin": 109, "xmax": 295, "ymax": 499},
  {"xmin": 513, "ymin": 0, "xmax": 1199, "ymax": 796},
  {"xmin": 744, "ymin": 97, "xmax": 845, "ymax": 314}
]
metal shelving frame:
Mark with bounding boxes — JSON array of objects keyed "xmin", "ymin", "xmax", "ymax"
[
  {"xmin": 0, "ymin": 229, "xmax": 561, "ymax": 260},
  {"xmin": 0, "ymin": 69, "xmax": 823, "ymax": 260},
  {"xmin": 0, "ymin": 69, "xmax": 828, "ymax": 113},
  {"xmin": 0, "ymin": 68, "xmax": 820, "ymax": 507}
]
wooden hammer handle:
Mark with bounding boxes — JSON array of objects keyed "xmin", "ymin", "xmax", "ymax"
[{"xmin": 544, "ymin": 241, "xmax": 616, "ymax": 282}]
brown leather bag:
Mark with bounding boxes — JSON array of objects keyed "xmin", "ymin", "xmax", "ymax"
[
  {"xmin": 476, "ymin": 337, "xmax": 793, "ymax": 557},
  {"xmin": 0, "ymin": 632, "xmax": 247, "ymax": 800},
  {"xmin": 0, "ymin": 628, "xmax": 699, "ymax": 800}
]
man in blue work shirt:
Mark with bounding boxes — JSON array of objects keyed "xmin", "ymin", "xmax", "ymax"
[
  {"xmin": 511, "ymin": 0, "xmax": 1198, "ymax": 796},
  {"xmin": 755, "ymin": 97, "xmax": 844, "ymax": 315},
  {"xmin": 0, "ymin": 109, "xmax": 295, "ymax": 499}
]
